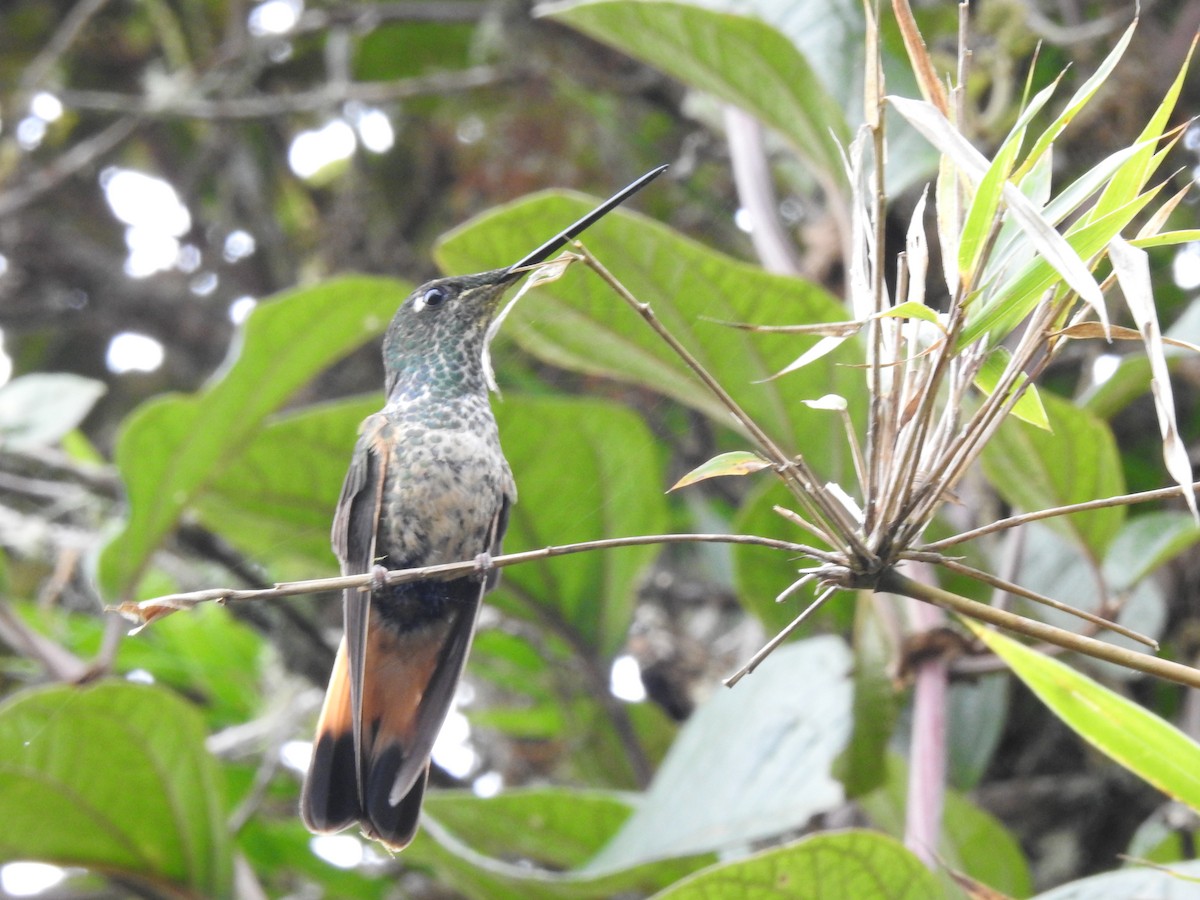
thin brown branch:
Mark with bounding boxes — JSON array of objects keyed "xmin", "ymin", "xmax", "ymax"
[
  {"xmin": 576, "ymin": 245, "xmax": 872, "ymax": 561},
  {"xmin": 724, "ymin": 585, "xmax": 841, "ymax": 686},
  {"xmin": 905, "ymin": 551, "xmax": 1158, "ymax": 649},
  {"xmin": 113, "ymin": 533, "xmax": 815, "ymax": 626},
  {"xmin": 921, "ymin": 480, "xmax": 1200, "ymax": 551}
]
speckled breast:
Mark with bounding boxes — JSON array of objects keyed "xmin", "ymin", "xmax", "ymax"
[{"xmin": 374, "ymin": 400, "xmax": 514, "ymax": 568}]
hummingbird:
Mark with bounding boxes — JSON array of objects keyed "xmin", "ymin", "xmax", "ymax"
[{"xmin": 300, "ymin": 165, "xmax": 667, "ymax": 850}]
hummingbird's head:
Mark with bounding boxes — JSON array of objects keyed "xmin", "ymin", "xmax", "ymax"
[{"xmin": 381, "ymin": 266, "xmax": 519, "ymax": 401}]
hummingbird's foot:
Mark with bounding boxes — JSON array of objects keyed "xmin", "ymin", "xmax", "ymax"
[
  {"xmin": 473, "ymin": 552, "xmax": 494, "ymax": 582},
  {"xmin": 370, "ymin": 564, "xmax": 390, "ymax": 593}
]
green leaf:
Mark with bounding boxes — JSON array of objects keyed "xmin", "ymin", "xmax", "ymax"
[
  {"xmin": 946, "ymin": 673, "xmax": 1009, "ymax": 791},
  {"xmin": 958, "ymin": 93, "xmax": 1036, "ymax": 282},
  {"xmin": 967, "ymin": 623, "xmax": 1200, "ymax": 815},
  {"xmin": 403, "ymin": 794, "xmax": 710, "ymax": 899},
  {"xmin": 1131, "ymin": 229, "xmax": 1200, "ymax": 249},
  {"xmin": 543, "ymin": 0, "xmax": 850, "ymax": 188},
  {"xmin": 467, "ymin": 631, "xmax": 566, "ymax": 742},
  {"xmin": 100, "ymin": 277, "xmax": 406, "ymax": 598},
  {"xmin": 492, "ymin": 395, "xmax": 669, "ymax": 657},
  {"xmin": 963, "ymin": 188, "xmax": 1157, "ymax": 346},
  {"xmin": 1089, "ymin": 36, "xmax": 1195, "ymax": 224},
  {"xmin": 0, "ymin": 373, "xmax": 106, "ymax": 449},
  {"xmin": 1102, "ymin": 512, "xmax": 1200, "ymax": 593},
  {"xmin": 1013, "ymin": 20, "xmax": 1136, "ymax": 182},
  {"xmin": 670, "ymin": 450, "xmax": 771, "ymax": 491},
  {"xmin": 583, "ymin": 637, "xmax": 853, "ymax": 872},
  {"xmin": 438, "ymin": 193, "xmax": 859, "ymax": 481},
  {"xmin": 980, "ymin": 390, "xmax": 1124, "ymax": 559},
  {"xmin": 195, "ymin": 396, "xmax": 381, "ymax": 579},
  {"xmin": 649, "ymin": 830, "xmax": 940, "ymax": 900},
  {"xmin": 237, "ymin": 818, "xmax": 391, "ymax": 900},
  {"xmin": 881, "ymin": 301, "xmax": 942, "ymax": 325},
  {"xmin": 424, "ymin": 788, "xmax": 635, "ymax": 870},
  {"xmin": 0, "ymin": 681, "xmax": 232, "ymax": 896},
  {"xmin": 693, "ymin": 0, "xmax": 938, "ymax": 193},
  {"xmin": 974, "ymin": 347, "xmax": 1050, "ymax": 430}
]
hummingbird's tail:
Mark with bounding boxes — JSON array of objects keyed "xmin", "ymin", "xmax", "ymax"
[
  {"xmin": 300, "ymin": 587, "xmax": 481, "ymax": 851},
  {"xmin": 299, "ymin": 635, "xmax": 430, "ymax": 850}
]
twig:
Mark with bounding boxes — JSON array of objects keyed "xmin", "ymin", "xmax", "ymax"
[
  {"xmin": 724, "ymin": 585, "xmax": 840, "ymax": 686},
  {"xmin": 114, "ymin": 533, "xmax": 814, "ymax": 625},
  {"xmin": 0, "ymin": 602, "xmax": 89, "ymax": 682},
  {"xmin": 921, "ymin": 480, "xmax": 1200, "ymax": 551},
  {"xmin": 17, "ymin": 0, "xmax": 114, "ymax": 100},
  {"xmin": 905, "ymin": 551, "xmax": 1158, "ymax": 648},
  {"xmin": 576, "ymin": 244, "xmax": 872, "ymax": 562}
]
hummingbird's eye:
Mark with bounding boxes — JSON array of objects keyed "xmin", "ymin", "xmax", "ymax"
[{"xmin": 421, "ymin": 287, "xmax": 448, "ymax": 308}]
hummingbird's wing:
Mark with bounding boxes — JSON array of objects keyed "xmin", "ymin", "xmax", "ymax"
[{"xmin": 301, "ymin": 415, "xmax": 387, "ymax": 835}]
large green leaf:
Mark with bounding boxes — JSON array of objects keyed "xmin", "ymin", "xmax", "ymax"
[
  {"xmin": 980, "ymin": 390, "xmax": 1124, "ymax": 559},
  {"xmin": 100, "ymin": 277, "xmax": 406, "ymax": 597},
  {"xmin": 438, "ymin": 193, "xmax": 860, "ymax": 481},
  {"xmin": 1102, "ymin": 511, "xmax": 1200, "ymax": 593},
  {"xmin": 404, "ymin": 789, "xmax": 710, "ymax": 899},
  {"xmin": 542, "ymin": 0, "xmax": 850, "ymax": 188},
  {"xmin": 969, "ymin": 623, "xmax": 1200, "ymax": 815},
  {"xmin": 677, "ymin": 0, "xmax": 938, "ymax": 193},
  {"xmin": 0, "ymin": 681, "xmax": 232, "ymax": 897},
  {"xmin": 583, "ymin": 636, "xmax": 853, "ymax": 871},
  {"xmin": 491, "ymin": 394, "xmax": 669, "ymax": 657},
  {"xmin": 424, "ymin": 788, "xmax": 635, "ymax": 870},
  {"xmin": 650, "ymin": 830, "xmax": 940, "ymax": 900},
  {"xmin": 6, "ymin": 598, "xmax": 263, "ymax": 731},
  {"xmin": 195, "ymin": 396, "xmax": 381, "ymax": 579}
]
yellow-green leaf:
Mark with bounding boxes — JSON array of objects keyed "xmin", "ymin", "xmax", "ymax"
[{"xmin": 670, "ymin": 451, "xmax": 771, "ymax": 491}]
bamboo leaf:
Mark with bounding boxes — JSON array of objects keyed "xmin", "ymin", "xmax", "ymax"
[
  {"xmin": 1012, "ymin": 19, "xmax": 1137, "ymax": 181},
  {"xmin": 670, "ymin": 451, "xmax": 771, "ymax": 491},
  {"xmin": 967, "ymin": 623, "xmax": 1200, "ymax": 815},
  {"xmin": 974, "ymin": 347, "xmax": 1049, "ymax": 430},
  {"xmin": 1109, "ymin": 236, "xmax": 1198, "ymax": 520}
]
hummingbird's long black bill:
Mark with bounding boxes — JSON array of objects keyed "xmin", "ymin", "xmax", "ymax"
[{"xmin": 507, "ymin": 164, "xmax": 668, "ymax": 272}]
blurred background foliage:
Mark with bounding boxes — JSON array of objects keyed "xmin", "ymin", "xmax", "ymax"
[{"xmin": 1, "ymin": 0, "xmax": 1200, "ymax": 897}]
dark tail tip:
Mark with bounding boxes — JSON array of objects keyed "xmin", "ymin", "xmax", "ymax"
[
  {"xmin": 363, "ymin": 744, "xmax": 429, "ymax": 851},
  {"xmin": 301, "ymin": 731, "xmax": 361, "ymax": 833}
]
